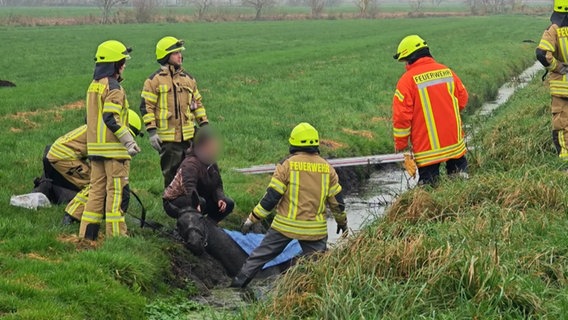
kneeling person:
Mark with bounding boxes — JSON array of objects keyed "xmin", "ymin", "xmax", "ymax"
[
  {"xmin": 230, "ymin": 123, "xmax": 348, "ymax": 289},
  {"xmin": 163, "ymin": 127, "xmax": 234, "ymax": 223},
  {"xmin": 34, "ymin": 125, "xmax": 90, "ymax": 205}
]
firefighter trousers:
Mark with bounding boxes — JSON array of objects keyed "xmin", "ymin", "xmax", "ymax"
[
  {"xmin": 65, "ymin": 185, "xmax": 90, "ymax": 221},
  {"xmin": 239, "ymin": 228, "xmax": 327, "ymax": 279},
  {"xmin": 160, "ymin": 141, "xmax": 191, "ymax": 188},
  {"xmin": 48, "ymin": 159, "xmax": 91, "ymax": 190},
  {"xmin": 551, "ymin": 97, "xmax": 568, "ymax": 160},
  {"xmin": 80, "ymin": 159, "xmax": 130, "ymax": 240},
  {"xmin": 418, "ymin": 156, "xmax": 468, "ymax": 186}
]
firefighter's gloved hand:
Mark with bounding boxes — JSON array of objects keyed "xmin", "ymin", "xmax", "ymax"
[
  {"xmin": 403, "ymin": 153, "xmax": 417, "ymax": 178},
  {"xmin": 241, "ymin": 218, "xmax": 255, "ymax": 235},
  {"xmin": 119, "ymin": 133, "xmax": 141, "ymax": 157},
  {"xmin": 560, "ymin": 64, "xmax": 568, "ymax": 75},
  {"xmin": 336, "ymin": 223, "xmax": 348, "ymax": 235},
  {"xmin": 148, "ymin": 130, "xmax": 162, "ymax": 152}
]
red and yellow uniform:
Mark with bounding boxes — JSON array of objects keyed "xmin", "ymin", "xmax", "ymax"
[{"xmin": 392, "ymin": 57, "xmax": 468, "ymax": 167}]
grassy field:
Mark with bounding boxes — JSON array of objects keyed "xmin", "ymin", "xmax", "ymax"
[
  {"xmin": 0, "ymin": 3, "xmax": 470, "ymax": 19},
  {"xmin": 0, "ymin": 16, "xmax": 545, "ymax": 318},
  {"xmin": 244, "ymin": 76, "xmax": 568, "ymax": 319}
]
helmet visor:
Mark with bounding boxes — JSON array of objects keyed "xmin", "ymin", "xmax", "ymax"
[
  {"xmin": 166, "ymin": 40, "xmax": 185, "ymax": 52},
  {"xmin": 123, "ymin": 47, "xmax": 133, "ymax": 60}
]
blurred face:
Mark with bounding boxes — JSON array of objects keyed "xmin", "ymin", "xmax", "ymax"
[
  {"xmin": 168, "ymin": 51, "xmax": 183, "ymax": 66},
  {"xmin": 119, "ymin": 62, "xmax": 126, "ymax": 74},
  {"xmin": 197, "ymin": 137, "xmax": 220, "ymax": 164}
]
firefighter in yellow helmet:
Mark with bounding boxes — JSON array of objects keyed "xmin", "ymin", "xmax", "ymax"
[
  {"xmin": 80, "ymin": 40, "xmax": 141, "ymax": 240},
  {"xmin": 392, "ymin": 35, "xmax": 468, "ymax": 185},
  {"xmin": 63, "ymin": 110, "xmax": 142, "ymax": 225},
  {"xmin": 230, "ymin": 123, "xmax": 348, "ymax": 288},
  {"xmin": 140, "ymin": 36, "xmax": 209, "ymax": 188},
  {"xmin": 537, "ymin": 0, "xmax": 568, "ymax": 159}
]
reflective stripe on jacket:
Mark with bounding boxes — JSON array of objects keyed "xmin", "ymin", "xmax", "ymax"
[
  {"xmin": 86, "ymin": 77, "xmax": 131, "ymax": 159},
  {"xmin": 392, "ymin": 57, "xmax": 468, "ymax": 167},
  {"xmin": 251, "ymin": 152, "xmax": 346, "ymax": 241},
  {"xmin": 140, "ymin": 65, "xmax": 208, "ymax": 142},
  {"xmin": 47, "ymin": 125, "xmax": 88, "ymax": 161},
  {"xmin": 538, "ymin": 24, "xmax": 568, "ymax": 98}
]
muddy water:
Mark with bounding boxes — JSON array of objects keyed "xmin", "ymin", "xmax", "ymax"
[
  {"xmin": 327, "ymin": 169, "xmax": 417, "ymax": 244},
  {"xmin": 477, "ymin": 61, "xmax": 543, "ymax": 116},
  {"xmin": 331, "ymin": 61, "xmax": 544, "ymax": 244}
]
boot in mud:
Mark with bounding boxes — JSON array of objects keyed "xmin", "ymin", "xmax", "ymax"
[{"xmin": 230, "ymin": 273, "xmax": 252, "ymax": 289}]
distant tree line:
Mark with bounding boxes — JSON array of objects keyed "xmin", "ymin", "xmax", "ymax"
[{"xmin": 0, "ymin": 0, "xmax": 539, "ymax": 22}]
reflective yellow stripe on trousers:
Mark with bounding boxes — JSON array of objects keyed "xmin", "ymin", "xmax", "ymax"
[
  {"xmin": 112, "ymin": 177, "xmax": 122, "ymax": 214},
  {"xmin": 559, "ymin": 131, "xmax": 568, "ymax": 159},
  {"xmin": 82, "ymin": 211, "xmax": 103, "ymax": 223}
]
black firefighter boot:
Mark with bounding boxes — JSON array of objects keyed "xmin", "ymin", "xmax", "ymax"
[
  {"xmin": 230, "ymin": 273, "xmax": 252, "ymax": 289},
  {"xmin": 83, "ymin": 223, "xmax": 100, "ymax": 241}
]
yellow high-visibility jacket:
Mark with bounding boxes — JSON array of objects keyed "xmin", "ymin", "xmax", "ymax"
[
  {"xmin": 538, "ymin": 24, "xmax": 568, "ymax": 97},
  {"xmin": 140, "ymin": 65, "xmax": 208, "ymax": 142},
  {"xmin": 47, "ymin": 125, "xmax": 87, "ymax": 161},
  {"xmin": 86, "ymin": 77, "xmax": 131, "ymax": 159},
  {"xmin": 250, "ymin": 152, "xmax": 347, "ymax": 241}
]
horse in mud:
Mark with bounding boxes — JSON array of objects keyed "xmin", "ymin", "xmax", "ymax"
[{"xmin": 176, "ymin": 209, "xmax": 249, "ymax": 277}]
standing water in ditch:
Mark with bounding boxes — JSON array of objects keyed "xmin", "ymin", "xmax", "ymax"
[{"xmin": 329, "ymin": 61, "xmax": 544, "ymax": 244}]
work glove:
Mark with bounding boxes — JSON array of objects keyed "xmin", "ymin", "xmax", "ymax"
[
  {"xmin": 336, "ymin": 223, "xmax": 348, "ymax": 236},
  {"xmin": 241, "ymin": 218, "xmax": 255, "ymax": 235},
  {"xmin": 403, "ymin": 153, "xmax": 417, "ymax": 179},
  {"xmin": 119, "ymin": 133, "xmax": 141, "ymax": 157},
  {"xmin": 148, "ymin": 130, "xmax": 162, "ymax": 152}
]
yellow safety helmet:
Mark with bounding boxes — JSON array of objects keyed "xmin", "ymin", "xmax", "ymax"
[
  {"xmin": 156, "ymin": 36, "xmax": 185, "ymax": 61},
  {"xmin": 555, "ymin": 0, "xmax": 568, "ymax": 13},
  {"xmin": 95, "ymin": 40, "xmax": 132, "ymax": 63},
  {"xmin": 289, "ymin": 122, "xmax": 319, "ymax": 147},
  {"xmin": 393, "ymin": 35, "xmax": 428, "ymax": 61},
  {"xmin": 128, "ymin": 109, "xmax": 142, "ymax": 137}
]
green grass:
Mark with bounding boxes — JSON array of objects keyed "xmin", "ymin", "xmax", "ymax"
[
  {"xmin": 242, "ymin": 77, "xmax": 568, "ymax": 318},
  {"xmin": 0, "ymin": 3, "xmax": 469, "ymax": 20},
  {"xmin": 0, "ymin": 16, "xmax": 546, "ymax": 318}
]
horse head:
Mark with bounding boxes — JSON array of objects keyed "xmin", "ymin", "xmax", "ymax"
[{"xmin": 177, "ymin": 208, "xmax": 208, "ymax": 255}]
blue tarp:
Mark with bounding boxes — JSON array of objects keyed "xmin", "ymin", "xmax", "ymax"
[{"xmin": 224, "ymin": 230, "xmax": 302, "ymax": 269}]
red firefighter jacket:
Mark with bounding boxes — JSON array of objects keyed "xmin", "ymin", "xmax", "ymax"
[{"xmin": 392, "ymin": 57, "xmax": 469, "ymax": 167}]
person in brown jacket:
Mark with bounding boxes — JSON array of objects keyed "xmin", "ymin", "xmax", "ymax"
[
  {"xmin": 230, "ymin": 123, "xmax": 348, "ymax": 289},
  {"xmin": 163, "ymin": 127, "xmax": 233, "ymax": 223},
  {"xmin": 140, "ymin": 36, "xmax": 209, "ymax": 188},
  {"xmin": 537, "ymin": 0, "xmax": 568, "ymax": 159}
]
